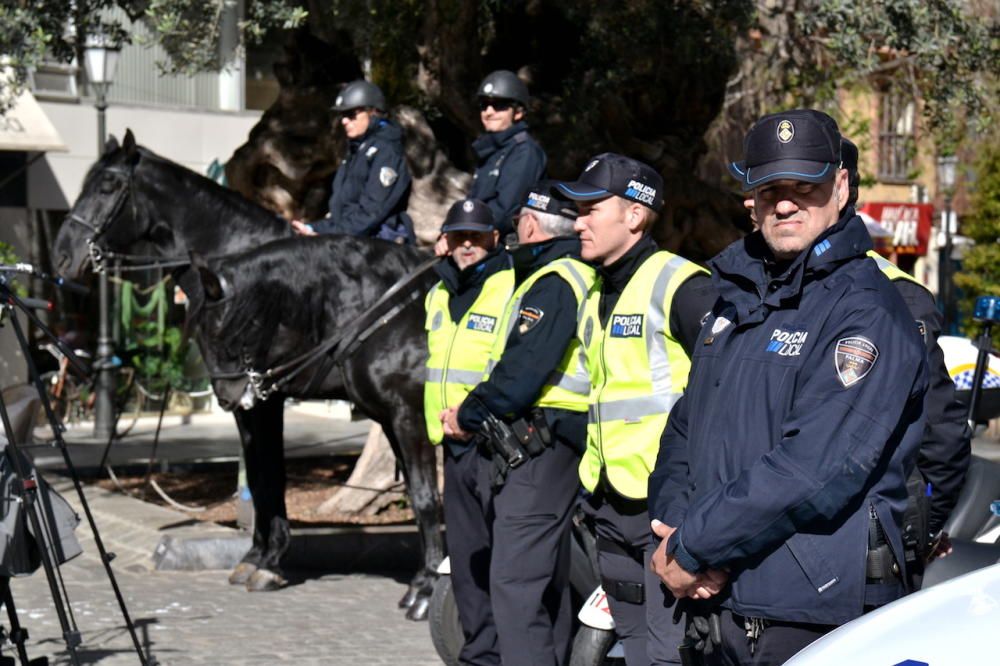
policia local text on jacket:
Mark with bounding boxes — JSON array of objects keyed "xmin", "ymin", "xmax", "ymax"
[
  {"xmin": 455, "ymin": 235, "xmax": 595, "ymax": 666},
  {"xmin": 311, "ymin": 118, "xmax": 415, "ymax": 243},
  {"xmin": 578, "ymin": 233, "xmax": 714, "ymax": 666},
  {"xmin": 424, "ymin": 244, "xmax": 514, "ymax": 665},
  {"xmin": 649, "ymin": 212, "xmax": 928, "ymax": 648},
  {"xmin": 469, "ymin": 121, "xmax": 546, "ymax": 238}
]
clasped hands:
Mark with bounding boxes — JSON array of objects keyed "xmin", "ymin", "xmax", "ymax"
[
  {"xmin": 649, "ymin": 520, "xmax": 728, "ymax": 600},
  {"xmin": 440, "ymin": 407, "xmax": 473, "ymax": 441}
]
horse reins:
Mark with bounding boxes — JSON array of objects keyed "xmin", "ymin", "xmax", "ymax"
[{"xmin": 209, "ymin": 255, "xmax": 440, "ymax": 403}]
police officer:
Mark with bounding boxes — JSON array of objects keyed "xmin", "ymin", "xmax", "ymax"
[
  {"xmin": 840, "ymin": 138, "xmax": 969, "ymax": 580},
  {"xmin": 555, "ymin": 154, "xmax": 717, "ymax": 665},
  {"xmin": 292, "ymin": 80, "xmax": 415, "ymax": 243},
  {"xmin": 424, "ymin": 198, "xmax": 514, "ymax": 664},
  {"xmin": 650, "ymin": 110, "xmax": 929, "ymax": 664},
  {"xmin": 440, "ymin": 182, "xmax": 595, "ymax": 665},
  {"xmin": 733, "ymin": 141, "xmax": 970, "ymax": 572},
  {"xmin": 468, "ymin": 70, "xmax": 547, "ymax": 237}
]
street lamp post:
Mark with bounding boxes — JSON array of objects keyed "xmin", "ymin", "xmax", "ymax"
[
  {"xmin": 936, "ymin": 155, "xmax": 958, "ymax": 333},
  {"xmin": 82, "ymin": 39, "xmax": 121, "ymax": 439}
]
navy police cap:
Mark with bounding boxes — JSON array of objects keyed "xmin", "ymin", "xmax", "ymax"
[
  {"xmin": 441, "ymin": 198, "xmax": 495, "ymax": 233},
  {"xmin": 728, "ymin": 109, "xmax": 842, "ymax": 192},
  {"xmin": 519, "ymin": 179, "xmax": 578, "ymax": 220},
  {"xmin": 556, "ymin": 153, "xmax": 664, "ymax": 212}
]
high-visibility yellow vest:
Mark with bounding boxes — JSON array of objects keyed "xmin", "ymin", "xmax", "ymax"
[
  {"xmin": 424, "ymin": 268, "xmax": 515, "ymax": 444},
  {"xmin": 866, "ymin": 250, "xmax": 921, "ymax": 286},
  {"xmin": 486, "ymin": 257, "xmax": 596, "ymax": 412},
  {"xmin": 579, "ymin": 251, "xmax": 708, "ymax": 499}
]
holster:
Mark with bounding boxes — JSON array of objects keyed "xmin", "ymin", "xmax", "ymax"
[
  {"xmin": 901, "ymin": 473, "xmax": 931, "ymax": 575},
  {"xmin": 479, "ymin": 409, "xmax": 552, "ymax": 488}
]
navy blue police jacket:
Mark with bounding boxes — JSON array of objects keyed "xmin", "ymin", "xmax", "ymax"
[
  {"xmin": 312, "ymin": 118, "xmax": 415, "ymax": 243},
  {"xmin": 648, "ymin": 213, "xmax": 928, "ymax": 625},
  {"xmin": 469, "ymin": 121, "xmax": 546, "ymax": 238}
]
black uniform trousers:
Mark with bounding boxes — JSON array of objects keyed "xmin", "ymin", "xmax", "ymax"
[
  {"xmin": 443, "ymin": 435, "xmax": 582, "ymax": 665},
  {"xmin": 712, "ymin": 609, "xmax": 834, "ymax": 666},
  {"xmin": 583, "ymin": 486, "xmax": 684, "ymax": 665}
]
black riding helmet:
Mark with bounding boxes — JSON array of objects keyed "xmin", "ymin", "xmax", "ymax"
[
  {"xmin": 477, "ymin": 70, "xmax": 529, "ymax": 107},
  {"xmin": 332, "ymin": 80, "xmax": 386, "ymax": 113}
]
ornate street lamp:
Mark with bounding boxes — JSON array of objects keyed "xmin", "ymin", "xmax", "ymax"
[
  {"xmin": 936, "ymin": 154, "xmax": 958, "ymax": 332},
  {"xmin": 82, "ymin": 37, "xmax": 121, "ymax": 439}
]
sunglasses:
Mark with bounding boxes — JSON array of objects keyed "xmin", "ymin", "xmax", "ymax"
[
  {"xmin": 479, "ymin": 98, "xmax": 514, "ymax": 112},
  {"xmin": 341, "ymin": 108, "xmax": 366, "ymax": 121}
]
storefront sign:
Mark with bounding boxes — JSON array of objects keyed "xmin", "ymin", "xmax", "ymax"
[{"xmin": 859, "ymin": 203, "xmax": 933, "ymax": 255}]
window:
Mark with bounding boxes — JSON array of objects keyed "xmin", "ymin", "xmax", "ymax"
[{"xmin": 878, "ymin": 85, "xmax": 916, "ymax": 183}]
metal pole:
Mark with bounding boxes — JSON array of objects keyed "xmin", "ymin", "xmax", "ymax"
[
  {"xmin": 942, "ymin": 193, "xmax": 954, "ymax": 334},
  {"xmin": 94, "ymin": 87, "xmax": 116, "ymax": 439}
]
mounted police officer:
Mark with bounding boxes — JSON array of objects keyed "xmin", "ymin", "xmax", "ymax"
[
  {"xmin": 469, "ymin": 70, "xmax": 547, "ymax": 238},
  {"xmin": 650, "ymin": 110, "xmax": 929, "ymax": 664},
  {"xmin": 424, "ymin": 197, "xmax": 514, "ymax": 664},
  {"xmin": 292, "ymin": 80, "xmax": 415, "ymax": 243},
  {"xmin": 440, "ymin": 182, "xmax": 594, "ymax": 665},
  {"xmin": 555, "ymin": 154, "xmax": 717, "ymax": 665}
]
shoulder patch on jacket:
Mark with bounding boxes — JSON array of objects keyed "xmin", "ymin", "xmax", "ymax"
[
  {"xmin": 518, "ymin": 306, "xmax": 543, "ymax": 334},
  {"xmin": 835, "ymin": 336, "xmax": 878, "ymax": 388},
  {"xmin": 379, "ymin": 166, "xmax": 397, "ymax": 187}
]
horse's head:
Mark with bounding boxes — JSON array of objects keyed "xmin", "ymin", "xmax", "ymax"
[
  {"xmin": 191, "ymin": 251, "xmax": 313, "ymax": 411},
  {"xmin": 53, "ymin": 129, "xmax": 153, "ymax": 278}
]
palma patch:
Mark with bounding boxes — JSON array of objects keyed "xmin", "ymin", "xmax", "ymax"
[
  {"xmin": 518, "ymin": 307, "xmax": 544, "ymax": 334},
  {"xmin": 835, "ymin": 336, "xmax": 878, "ymax": 388},
  {"xmin": 466, "ymin": 313, "xmax": 497, "ymax": 333}
]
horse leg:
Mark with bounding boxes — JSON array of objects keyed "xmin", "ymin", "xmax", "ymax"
[
  {"xmin": 384, "ymin": 409, "xmax": 444, "ymax": 621},
  {"xmin": 232, "ymin": 395, "xmax": 290, "ymax": 592}
]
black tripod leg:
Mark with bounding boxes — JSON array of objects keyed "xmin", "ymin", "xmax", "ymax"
[
  {"xmin": 6, "ymin": 298, "xmax": 148, "ymax": 665},
  {"xmin": 0, "ymin": 577, "xmax": 31, "ymax": 666}
]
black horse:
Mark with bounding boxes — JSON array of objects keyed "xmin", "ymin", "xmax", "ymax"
[{"xmin": 52, "ymin": 131, "xmax": 443, "ymax": 618}]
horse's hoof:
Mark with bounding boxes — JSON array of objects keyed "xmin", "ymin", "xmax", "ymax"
[
  {"xmin": 228, "ymin": 562, "xmax": 257, "ymax": 586},
  {"xmin": 246, "ymin": 568, "xmax": 287, "ymax": 592},
  {"xmin": 405, "ymin": 595, "xmax": 430, "ymax": 621},
  {"xmin": 398, "ymin": 586, "xmax": 419, "ymax": 609}
]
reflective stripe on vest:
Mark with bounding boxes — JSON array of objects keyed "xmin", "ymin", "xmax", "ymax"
[
  {"xmin": 487, "ymin": 257, "xmax": 596, "ymax": 411},
  {"xmin": 423, "ymin": 269, "xmax": 515, "ymax": 444},
  {"xmin": 579, "ymin": 251, "xmax": 708, "ymax": 498}
]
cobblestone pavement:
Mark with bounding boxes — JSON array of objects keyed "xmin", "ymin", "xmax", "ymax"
[{"xmin": 7, "ymin": 480, "xmax": 442, "ymax": 665}]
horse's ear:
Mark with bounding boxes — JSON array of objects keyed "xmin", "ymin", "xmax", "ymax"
[
  {"xmin": 104, "ymin": 135, "xmax": 119, "ymax": 155},
  {"xmin": 122, "ymin": 129, "xmax": 137, "ymax": 159}
]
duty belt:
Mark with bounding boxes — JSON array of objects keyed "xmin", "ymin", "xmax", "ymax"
[{"xmin": 478, "ymin": 409, "xmax": 552, "ymax": 487}]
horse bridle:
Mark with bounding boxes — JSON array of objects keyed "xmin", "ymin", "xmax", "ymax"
[
  {"xmin": 67, "ymin": 164, "xmax": 139, "ymax": 274},
  {"xmin": 204, "ymin": 255, "xmax": 440, "ymax": 406}
]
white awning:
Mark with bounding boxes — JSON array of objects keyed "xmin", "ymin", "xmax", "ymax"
[{"xmin": 0, "ymin": 90, "xmax": 67, "ymax": 153}]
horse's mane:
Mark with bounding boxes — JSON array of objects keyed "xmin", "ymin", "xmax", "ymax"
[
  {"xmin": 212, "ymin": 235, "xmax": 431, "ymax": 355},
  {"xmin": 134, "ymin": 147, "xmax": 288, "ymax": 234}
]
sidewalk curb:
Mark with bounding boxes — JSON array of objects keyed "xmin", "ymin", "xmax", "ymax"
[{"xmin": 152, "ymin": 525, "xmax": 424, "ymax": 573}]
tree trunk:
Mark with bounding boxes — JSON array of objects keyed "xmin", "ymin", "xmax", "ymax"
[{"xmin": 317, "ymin": 422, "xmax": 406, "ymax": 517}]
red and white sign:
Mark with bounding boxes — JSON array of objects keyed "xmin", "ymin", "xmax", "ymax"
[{"xmin": 859, "ymin": 203, "xmax": 933, "ymax": 255}]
